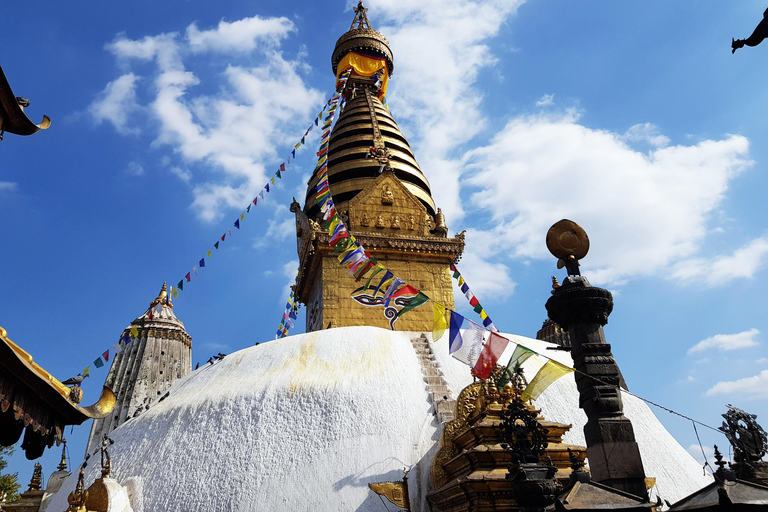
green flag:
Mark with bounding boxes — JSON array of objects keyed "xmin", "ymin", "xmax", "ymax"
[
  {"xmin": 93, "ymin": 357, "xmax": 104, "ymax": 369},
  {"xmin": 497, "ymin": 344, "xmax": 536, "ymax": 388},
  {"xmin": 395, "ymin": 292, "xmax": 430, "ymax": 319}
]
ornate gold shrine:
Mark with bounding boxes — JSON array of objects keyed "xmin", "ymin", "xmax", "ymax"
[{"xmin": 427, "ymin": 367, "xmax": 587, "ymax": 512}]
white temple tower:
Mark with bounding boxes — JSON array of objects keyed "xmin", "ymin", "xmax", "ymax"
[{"xmin": 85, "ymin": 283, "xmax": 192, "ymax": 455}]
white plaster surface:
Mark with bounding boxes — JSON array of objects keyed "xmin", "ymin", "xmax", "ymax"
[{"xmin": 48, "ymin": 327, "xmax": 711, "ymax": 512}]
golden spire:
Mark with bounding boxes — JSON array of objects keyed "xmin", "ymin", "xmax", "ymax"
[
  {"xmin": 27, "ymin": 463, "xmax": 43, "ymax": 491},
  {"xmin": 149, "ymin": 282, "xmax": 172, "ymax": 310},
  {"xmin": 100, "ymin": 437, "xmax": 112, "ymax": 479},
  {"xmin": 66, "ymin": 467, "xmax": 88, "ymax": 512},
  {"xmin": 350, "ymin": 1, "xmax": 371, "ymax": 30},
  {"xmin": 57, "ymin": 441, "xmax": 68, "ymax": 472}
]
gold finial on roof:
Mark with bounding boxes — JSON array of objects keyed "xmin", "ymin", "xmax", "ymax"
[
  {"xmin": 100, "ymin": 437, "xmax": 112, "ymax": 478},
  {"xmin": 149, "ymin": 282, "xmax": 172, "ymax": 310},
  {"xmin": 551, "ymin": 275, "xmax": 561, "ymax": 295},
  {"xmin": 28, "ymin": 463, "xmax": 43, "ymax": 491},
  {"xmin": 66, "ymin": 467, "xmax": 88, "ymax": 512},
  {"xmin": 350, "ymin": 1, "xmax": 371, "ymax": 30},
  {"xmin": 57, "ymin": 441, "xmax": 68, "ymax": 471}
]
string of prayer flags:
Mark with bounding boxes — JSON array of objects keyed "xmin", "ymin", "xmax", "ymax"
[
  {"xmin": 497, "ymin": 343, "xmax": 536, "ymax": 388},
  {"xmin": 276, "ymin": 272, "xmax": 301, "ymax": 339},
  {"xmin": 449, "ymin": 264, "xmax": 498, "ymax": 332},
  {"xmin": 521, "ymin": 360, "xmax": 574, "ymax": 402},
  {"xmin": 471, "ymin": 331, "xmax": 510, "ymax": 379}
]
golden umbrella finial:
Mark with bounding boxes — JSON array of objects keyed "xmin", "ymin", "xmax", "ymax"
[{"xmin": 546, "ymin": 219, "xmax": 589, "ymax": 276}]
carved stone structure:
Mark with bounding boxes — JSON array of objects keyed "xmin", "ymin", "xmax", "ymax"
[
  {"xmin": 544, "ymin": 220, "xmax": 648, "ymax": 499},
  {"xmin": 85, "ymin": 284, "xmax": 191, "ymax": 456},
  {"xmin": 1, "ymin": 464, "xmax": 45, "ymax": 512},
  {"xmin": 427, "ymin": 367, "xmax": 587, "ymax": 511},
  {"xmin": 293, "ymin": 2, "xmax": 463, "ymax": 332}
]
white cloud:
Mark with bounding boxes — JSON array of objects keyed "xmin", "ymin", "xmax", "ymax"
[
  {"xmin": 687, "ymin": 328, "xmax": 760, "ymax": 354},
  {"xmin": 536, "ymin": 94, "xmax": 554, "ymax": 107},
  {"xmin": 623, "ymin": 123, "xmax": 670, "ymax": 148},
  {"xmin": 253, "ymin": 204, "xmax": 295, "ymax": 249},
  {"xmin": 89, "ymin": 73, "xmax": 141, "ymax": 134},
  {"xmin": 93, "ymin": 18, "xmax": 322, "ymax": 221},
  {"xmin": 377, "ymin": 0, "xmax": 526, "ymax": 226},
  {"xmin": 0, "ymin": 182, "xmax": 18, "ymax": 194},
  {"xmin": 124, "ymin": 161, "xmax": 144, "ymax": 177},
  {"xmin": 672, "ymin": 236, "xmax": 768, "ymax": 286},
  {"xmin": 706, "ymin": 369, "xmax": 768, "ymax": 399},
  {"xmin": 686, "ymin": 444, "xmax": 714, "ymax": 466},
  {"xmin": 186, "ymin": 16, "xmax": 294, "ymax": 53},
  {"xmin": 460, "ymin": 110, "xmax": 752, "ymax": 286}
]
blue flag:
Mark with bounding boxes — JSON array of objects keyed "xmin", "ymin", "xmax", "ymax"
[
  {"xmin": 448, "ymin": 310, "xmax": 465, "ymax": 354},
  {"xmin": 234, "ymin": 219, "xmax": 240, "ymax": 229},
  {"xmin": 373, "ymin": 270, "xmax": 394, "ymax": 296},
  {"xmin": 199, "ymin": 258, "xmax": 205, "ymax": 268}
]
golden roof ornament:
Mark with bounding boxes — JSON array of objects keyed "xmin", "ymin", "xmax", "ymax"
[
  {"xmin": 368, "ymin": 468, "xmax": 411, "ymax": 511},
  {"xmin": 546, "ymin": 219, "xmax": 589, "ymax": 276},
  {"xmin": 57, "ymin": 441, "xmax": 68, "ymax": 472},
  {"xmin": 27, "ymin": 463, "xmax": 43, "ymax": 491},
  {"xmin": 100, "ymin": 436, "xmax": 113, "ymax": 478},
  {"xmin": 66, "ymin": 466, "xmax": 88, "ymax": 512},
  {"xmin": 332, "ymin": 1, "xmax": 394, "ymax": 76},
  {"xmin": 149, "ymin": 282, "xmax": 172, "ymax": 310}
]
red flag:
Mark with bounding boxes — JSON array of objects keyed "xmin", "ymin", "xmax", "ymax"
[
  {"xmin": 280, "ymin": 163, "xmax": 285, "ymax": 173},
  {"xmin": 450, "ymin": 264, "xmax": 458, "ymax": 272},
  {"xmin": 103, "ymin": 350, "xmax": 110, "ymax": 362},
  {"xmin": 148, "ymin": 310, "xmax": 154, "ymax": 320},
  {"xmin": 472, "ymin": 332, "xmax": 510, "ymax": 379},
  {"xmin": 221, "ymin": 234, "xmax": 226, "ymax": 242},
  {"xmin": 253, "ymin": 197, "xmax": 258, "ymax": 206},
  {"xmin": 185, "ymin": 272, "xmax": 191, "ymax": 282},
  {"xmin": 469, "ymin": 296, "xmax": 479, "ymax": 307}
]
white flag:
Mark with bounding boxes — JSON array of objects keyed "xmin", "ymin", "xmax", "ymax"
[
  {"xmin": 112, "ymin": 342, "xmax": 123, "ymax": 355},
  {"xmin": 451, "ymin": 321, "xmax": 486, "ymax": 366}
]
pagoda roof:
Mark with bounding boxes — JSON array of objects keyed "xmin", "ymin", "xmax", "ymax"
[
  {"xmin": 0, "ymin": 325, "xmax": 114, "ymax": 459},
  {"xmin": 0, "ymin": 65, "xmax": 50, "ymax": 136}
]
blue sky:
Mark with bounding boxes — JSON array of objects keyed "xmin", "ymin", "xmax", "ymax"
[{"xmin": 3, "ymin": 0, "xmax": 767, "ymax": 483}]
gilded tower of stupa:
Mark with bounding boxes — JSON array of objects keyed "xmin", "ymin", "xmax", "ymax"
[{"xmin": 292, "ymin": 1, "xmax": 464, "ymax": 332}]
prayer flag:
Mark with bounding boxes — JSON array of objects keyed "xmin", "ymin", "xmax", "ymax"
[
  {"xmin": 185, "ymin": 272, "xmax": 191, "ymax": 282},
  {"xmin": 270, "ymin": 177, "xmax": 275, "ymax": 185},
  {"xmin": 396, "ymin": 291, "xmax": 430, "ymax": 319},
  {"xmin": 199, "ymin": 258, "xmax": 205, "ymax": 268},
  {"xmin": 450, "ymin": 264, "xmax": 458, "ymax": 272},
  {"xmin": 460, "ymin": 283, "xmax": 469, "ymax": 294},
  {"xmin": 374, "ymin": 271, "xmax": 394, "ymax": 296},
  {"xmin": 315, "ymin": 117, "xmax": 319, "ymax": 126},
  {"xmin": 148, "ymin": 310, "xmax": 154, "ymax": 321},
  {"xmin": 171, "ymin": 286, "xmax": 179, "ymax": 298},
  {"xmin": 363, "ymin": 264, "xmax": 384, "ymax": 291},
  {"xmin": 131, "ymin": 326, "xmax": 138, "ymax": 337},
  {"xmin": 295, "ymin": 142, "xmax": 301, "ymax": 149},
  {"xmin": 214, "ymin": 242, "xmax": 219, "ymax": 249},
  {"xmin": 276, "ymin": 170, "xmax": 282, "ymax": 179},
  {"xmin": 472, "ymin": 332, "xmax": 509, "ymax": 379},
  {"xmin": 154, "ymin": 303, "xmax": 163, "ymax": 313},
  {"xmin": 300, "ymin": 136, "xmax": 305, "ymax": 144},
  {"xmin": 458, "ymin": 276, "xmax": 465, "ymax": 287},
  {"xmin": 247, "ymin": 205, "xmax": 251, "ymax": 213},
  {"xmin": 193, "ymin": 266, "xmax": 198, "ymax": 276},
  {"xmin": 382, "ymin": 278, "xmax": 406, "ymax": 307},
  {"xmin": 448, "ymin": 311, "xmax": 465, "ymax": 354},
  {"xmin": 354, "ymin": 259, "xmax": 376, "ymax": 281},
  {"xmin": 112, "ymin": 342, "xmax": 123, "ymax": 355},
  {"xmin": 82, "ymin": 366, "xmax": 90, "ymax": 377},
  {"xmin": 221, "ymin": 234, "xmax": 226, "ymax": 242},
  {"xmin": 234, "ymin": 220, "xmax": 240, "ymax": 230},
  {"xmin": 260, "ymin": 191, "xmax": 264, "ymax": 199},
  {"xmin": 280, "ymin": 163, "xmax": 285, "ymax": 173},
  {"xmin": 521, "ymin": 360, "xmax": 574, "ymax": 402},
  {"xmin": 452, "ymin": 270, "xmax": 460, "ymax": 278},
  {"xmin": 240, "ymin": 212, "xmax": 245, "ymax": 221},
  {"xmin": 451, "ymin": 320, "xmax": 485, "ymax": 366},
  {"xmin": 122, "ymin": 332, "xmax": 131, "ymax": 344},
  {"xmin": 228, "ymin": 228, "xmax": 232, "ymax": 236},
  {"xmin": 253, "ymin": 197, "xmax": 258, "ymax": 206},
  {"xmin": 103, "ymin": 350, "xmax": 110, "ymax": 362},
  {"xmin": 292, "ymin": 149, "xmax": 296, "ymax": 158},
  {"xmin": 469, "ymin": 296, "xmax": 479, "ymax": 307},
  {"xmin": 433, "ymin": 303, "xmax": 447, "ymax": 342},
  {"xmin": 207, "ymin": 250, "xmax": 212, "ymax": 258},
  {"xmin": 498, "ymin": 344, "xmax": 537, "ymax": 388},
  {"xmin": 473, "ymin": 304, "xmax": 483, "ymax": 314},
  {"xmin": 94, "ymin": 358, "xmax": 104, "ymax": 368},
  {"xmin": 341, "ymin": 247, "xmax": 363, "ymax": 264},
  {"xmin": 178, "ymin": 280, "xmax": 184, "ymax": 291},
  {"xmin": 480, "ymin": 310, "xmax": 488, "ymax": 320}
]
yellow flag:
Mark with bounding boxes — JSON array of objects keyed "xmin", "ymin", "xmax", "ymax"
[
  {"xmin": 270, "ymin": 177, "xmax": 275, "ymax": 185},
  {"xmin": 240, "ymin": 212, "xmax": 245, "ymax": 221},
  {"xmin": 130, "ymin": 326, "xmax": 138, "ymax": 337},
  {"xmin": 170, "ymin": 286, "xmax": 179, "ymax": 298},
  {"xmin": 207, "ymin": 250, "xmax": 212, "ymax": 258},
  {"xmin": 368, "ymin": 482, "xmax": 409, "ymax": 509},
  {"xmin": 458, "ymin": 276, "xmax": 465, "ymax": 287},
  {"xmin": 480, "ymin": 310, "xmax": 488, "ymax": 320},
  {"xmin": 433, "ymin": 303, "xmax": 447, "ymax": 342},
  {"xmin": 521, "ymin": 360, "xmax": 573, "ymax": 402}
]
